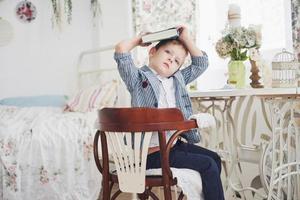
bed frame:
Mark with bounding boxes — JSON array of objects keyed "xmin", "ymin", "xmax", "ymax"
[{"xmin": 76, "ymin": 45, "xmax": 117, "ymax": 90}]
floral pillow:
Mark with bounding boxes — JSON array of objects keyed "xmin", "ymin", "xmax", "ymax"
[{"xmin": 65, "ymin": 80, "xmax": 119, "ymax": 112}]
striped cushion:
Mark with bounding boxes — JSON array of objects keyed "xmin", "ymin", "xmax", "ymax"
[{"xmin": 65, "ymin": 80, "xmax": 119, "ymax": 112}]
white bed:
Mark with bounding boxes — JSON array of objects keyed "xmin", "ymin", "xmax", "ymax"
[
  {"xmin": 0, "ymin": 46, "xmax": 127, "ymax": 200},
  {"xmin": 0, "ymin": 106, "xmax": 100, "ymax": 199}
]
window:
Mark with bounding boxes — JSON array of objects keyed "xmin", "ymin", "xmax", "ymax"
[{"xmin": 196, "ymin": 0, "xmax": 293, "ymax": 90}]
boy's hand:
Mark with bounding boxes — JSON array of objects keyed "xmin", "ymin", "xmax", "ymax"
[
  {"xmin": 176, "ymin": 25, "xmax": 203, "ymax": 57},
  {"xmin": 177, "ymin": 25, "xmax": 192, "ymax": 43},
  {"xmin": 115, "ymin": 34, "xmax": 150, "ymax": 53}
]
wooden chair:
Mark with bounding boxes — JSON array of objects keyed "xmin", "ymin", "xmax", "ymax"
[{"xmin": 93, "ymin": 107, "xmax": 198, "ymax": 200}]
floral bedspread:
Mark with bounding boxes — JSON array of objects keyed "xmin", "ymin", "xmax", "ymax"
[{"xmin": 0, "ymin": 106, "xmax": 101, "ymax": 200}]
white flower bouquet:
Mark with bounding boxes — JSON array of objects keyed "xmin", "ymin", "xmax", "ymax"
[{"xmin": 215, "ymin": 25, "xmax": 261, "ymax": 61}]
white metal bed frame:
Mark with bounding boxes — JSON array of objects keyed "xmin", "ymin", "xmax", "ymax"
[{"xmin": 76, "ymin": 45, "xmax": 117, "ymax": 90}]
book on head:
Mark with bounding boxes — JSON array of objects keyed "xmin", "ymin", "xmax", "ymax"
[{"xmin": 141, "ymin": 28, "xmax": 179, "ymax": 44}]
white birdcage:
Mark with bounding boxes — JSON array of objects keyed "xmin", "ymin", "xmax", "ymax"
[{"xmin": 272, "ymin": 49, "xmax": 300, "ymax": 88}]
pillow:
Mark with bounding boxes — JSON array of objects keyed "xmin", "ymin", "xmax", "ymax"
[
  {"xmin": 65, "ymin": 80, "xmax": 119, "ymax": 112},
  {"xmin": 0, "ymin": 95, "xmax": 68, "ymax": 107}
]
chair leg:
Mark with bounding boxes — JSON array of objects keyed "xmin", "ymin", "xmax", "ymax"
[
  {"xmin": 163, "ymin": 185, "xmax": 172, "ymax": 200},
  {"xmin": 111, "ymin": 189, "xmax": 122, "ymax": 200},
  {"xmin": 102, "ymin": 179, "xmax": 110, "ymax": 200},
  {"xmin": 148, "ymin": 190, "xmax": 160, "ymax": 200},
  {"xmin": 138, "ymin": 188, "xmax": 160, "ymax": 200},
  {"xmin": 178, "ymin": 191, "xmax": 184, "ymax": 200},
  {"xmin": 138, "ymin": 192, "xmax": 148, "ymax": 200}
]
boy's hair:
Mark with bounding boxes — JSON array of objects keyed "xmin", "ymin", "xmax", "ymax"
[{"xmin": 154, "ymin": 39, "xmax": 188, "ymax": 55}]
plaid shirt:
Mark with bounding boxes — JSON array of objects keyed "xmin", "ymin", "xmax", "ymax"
[{"xmin": 114, "ymin": 52, "xmax": 208, "ymax": 143}]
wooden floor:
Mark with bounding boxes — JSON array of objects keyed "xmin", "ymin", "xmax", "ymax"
[{"xmin": 99, "ymin": 185, "xmax": 187, "ymax": 200}]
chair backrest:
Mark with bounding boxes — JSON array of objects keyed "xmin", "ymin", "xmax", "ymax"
[{"xmin": 95, "ymin": 107, "xmax": 195, "ymax": 193}]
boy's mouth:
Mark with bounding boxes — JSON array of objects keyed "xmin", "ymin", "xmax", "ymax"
[{"xmin": 163, "ymin": 62, "xmax": 170, "ymax": 69}]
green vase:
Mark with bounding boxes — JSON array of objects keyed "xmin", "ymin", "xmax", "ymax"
[{"xmin": 228, "ymin": 60, "xmax": 246, "ymax": 88}]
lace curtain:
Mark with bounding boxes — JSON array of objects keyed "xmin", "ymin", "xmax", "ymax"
[{"xmin": 132, "ymin": 0, "xmax": 198, "ymax": 66}]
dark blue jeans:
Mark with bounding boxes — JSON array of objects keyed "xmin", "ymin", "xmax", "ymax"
[{"xmin": 146, "ymin": 140, "xmax": 224, "ymax": 200}]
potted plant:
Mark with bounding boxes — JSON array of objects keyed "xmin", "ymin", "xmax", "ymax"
[{"xmin": 215, "ymin": 25, "xmax": 261, "ymax": 88}]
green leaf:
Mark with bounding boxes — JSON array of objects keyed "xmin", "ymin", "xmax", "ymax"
[{"xmin": 230, "ymin": 48, "xmax": 248, "ymax": 61}]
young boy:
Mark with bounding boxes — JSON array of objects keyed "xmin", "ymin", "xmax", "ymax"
[{"xmin": 114, "ymin": 26, "xmax": 224, "ymax": 200}]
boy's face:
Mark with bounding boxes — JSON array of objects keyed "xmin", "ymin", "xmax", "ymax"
[{"xmin": 149, "ymin": 43, "xmax": 187, "ymax": 78}]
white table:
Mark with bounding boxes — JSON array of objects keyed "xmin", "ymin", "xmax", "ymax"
[
  {"xmin": 190, "ymin": 88, "xmax": 300, "ymax": 200},
  {"xmin": 189, "ymin": 88, "xmax": 298, "ymax": 98}
]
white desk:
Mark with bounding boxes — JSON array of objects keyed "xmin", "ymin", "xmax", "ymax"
[
  {"xmin": 190, "ymin": 88, "xmax": 298, "ymax": 98},
  {"xmin": 190, "ymin": 88, "xmax": 300, "ymax": 200}
]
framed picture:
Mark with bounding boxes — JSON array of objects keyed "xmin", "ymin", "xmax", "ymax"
[{"xmin": 16, "ymin": 0, "xmax": 37, "ymax": 23}]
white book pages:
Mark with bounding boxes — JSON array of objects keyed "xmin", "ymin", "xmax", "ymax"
[{"xmin": 142, "ymin": 28, "xmax": 179, "ymax": 43}]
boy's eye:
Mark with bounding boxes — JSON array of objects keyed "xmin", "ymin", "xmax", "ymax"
[
  {"xmin": 165, "ymin": 50, "xmax": 170, "ymax": 54},
  {"xmin": 175, "ymin": 60, "xmax": 179, "ymax": 65}
]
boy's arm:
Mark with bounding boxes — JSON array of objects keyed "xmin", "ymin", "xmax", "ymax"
[
  {"xmin": 115, "ymin": 36, "xmax": 142, "ymax": 53},
  {"xmin": 177, "ymin": 25, "xmax": 203, "ymax": 57},
  {"xmin": 180, "ymin": 54, "xmax": 209, "ymax": 85},
  {"xmin": 114, "ymin": 36, "xmax": 143, "ymax": 92},
  {"xmin": 177, "ymin": 25, "xmax": 209, "ymax": 84}
]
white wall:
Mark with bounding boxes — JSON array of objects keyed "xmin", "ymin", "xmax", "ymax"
[{"xmin": 0, "ymin": 0, "xmax": 132, "ymax": 99}]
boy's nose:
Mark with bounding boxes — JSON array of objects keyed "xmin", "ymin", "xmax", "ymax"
[{"xmin": 168, "ymin": 56, "xmax": 174, "ymax": 63}]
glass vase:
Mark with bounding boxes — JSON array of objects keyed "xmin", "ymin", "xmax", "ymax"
[{"xmin": 228, "ymin": 60, "xmax": 245, "ymax": 88}]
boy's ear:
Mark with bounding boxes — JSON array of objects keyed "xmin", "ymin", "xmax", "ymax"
[{"xmin": 149, "ymin": 47, "xmax": 156, "ymax": 56}]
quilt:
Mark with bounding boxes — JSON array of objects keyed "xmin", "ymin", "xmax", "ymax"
[{"xmin": 0, "ymin": 106, "xmax": 101, "ymax": 200}]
